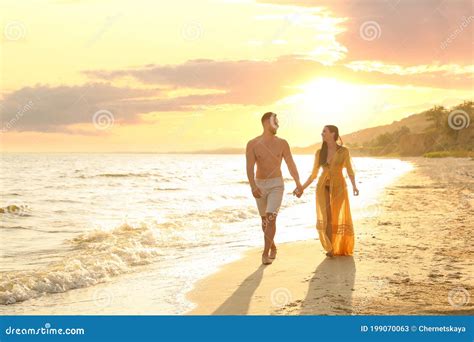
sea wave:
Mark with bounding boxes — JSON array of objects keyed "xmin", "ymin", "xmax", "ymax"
[
  {"xmin": 0, "ymin": 205, "xmax": 31, "ymax": 216},
  {"xmin": 235, "ymin": 177, "xmax": 294, "ymax": 185},
  {"xmin": 154, "ymin": 187, "xmax": 185, "ymax": 191},
  {"xmin": 77, "ymin": 173, "xmax": 153, "ymax": 178},
  {"xmin": 195, "ymin": 206, "xmax": 258, "ymax": 223},
  {"xmin": 0, "ymin": 224, "xmax": 161, "ymax": 305}
]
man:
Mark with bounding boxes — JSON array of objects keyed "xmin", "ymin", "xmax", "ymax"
[{"xmin": 246, "ymin": 112, "xmax": 303, "ymax": 265}]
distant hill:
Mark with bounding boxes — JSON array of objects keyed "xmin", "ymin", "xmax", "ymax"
[
  {"xmin": 345, "ymin": 110, "xmax": 431, "ymax": 145},
  {"xmin": 294, "ymin": 108, "xmax": 432, "ymax": 154},
  {"xmin": 183, "ymin": 102, "xmax": 472, "ymax": 156}
]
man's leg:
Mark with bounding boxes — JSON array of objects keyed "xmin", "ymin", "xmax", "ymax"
[
  {"xmin": 261, "ymin": 216, "xmax": 276, "ymax": 253},
  {"xmin": 262, "ymin": 212, "xmax": 277, "ymax": 257},
  {"xmin": 263, "ymin": 180, "xmax": 283, "ymax": 259},
  {"xmin": 255, "ymin": 189, "xmax": 268, "ymax": 258}
]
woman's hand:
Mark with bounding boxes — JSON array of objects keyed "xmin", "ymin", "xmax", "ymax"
[
  {"xmin": 293, "ymin": 187, "xmax": 303, "ymax": 198},
  {"xmin": 353, "ymin": 186, "xmax": 359, "ymax": 196}
]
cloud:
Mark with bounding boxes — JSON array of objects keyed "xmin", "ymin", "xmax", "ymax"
[
  {"xmin": 260, "ymin": 0, "xmax": 473, "ymax": 65},
  {"xmin": 0, "ymin": 83, "xmax": 165, "ymax": 133},
  {"xmin": 87, "ymin": 54, "xmax": 473, "ymax": 91},
  {"xmin": 2, "ymin": 54, "xmax": 472, "ymax": 133},
  {"xmin": 84, "ymin": 56, "xmax": 326, "ymax": 105}
]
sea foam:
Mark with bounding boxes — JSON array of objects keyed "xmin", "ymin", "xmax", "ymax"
[{"xmin": 0, "ymin": 224, "xmax": 160, "ymax": 305}]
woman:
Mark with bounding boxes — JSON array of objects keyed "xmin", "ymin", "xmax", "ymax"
[{"xmin": 295, "ymin": 125, "xmax": 359, "ymax": 257}]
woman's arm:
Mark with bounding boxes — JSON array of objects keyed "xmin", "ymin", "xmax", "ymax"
[
  {"xmin": 344, "ymin": 148, "xmax": 359, "ymax": 195},
  {"xmin": 296, "ymin": 150, "xmax": 320, "ymax": 194}
]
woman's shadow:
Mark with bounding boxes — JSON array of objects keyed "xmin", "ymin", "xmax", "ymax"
[
  {"xmin": 212, "ymin": 265, "xmax": 265, "ymax": 315},
  {"xmin": 300, "ymin": 256, "xmax": 356, "ymax": 315}
]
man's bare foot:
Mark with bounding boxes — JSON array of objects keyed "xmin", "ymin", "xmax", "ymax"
[
  {"xmin": 325, "ymin": 251, "xmax": 334, "ymax": 257},
  {"xmin": 262, "ymin": 254, "xmax": 273, "ymax": 265},
  {"xmin": 269, "ymin": 248, "xmax": 277, "ymax": 259}
]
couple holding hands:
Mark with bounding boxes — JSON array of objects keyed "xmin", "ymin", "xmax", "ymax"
[{"xmin": 246, "ymin": 112, "xmax": 359, "ymax": 265}]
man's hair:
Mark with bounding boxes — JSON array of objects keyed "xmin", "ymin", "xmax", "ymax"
[{"xmin": 261, "ymin": 112, "xmax": 275, "ymax": 125}]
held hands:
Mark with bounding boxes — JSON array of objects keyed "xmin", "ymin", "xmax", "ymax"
[
  {"xmin": 292, "ymin": 183, "xmax": 304, "ymax": 198},
  {"xmin": 291, "ymin": 183, "xmax": 359, "ymax": 197}
]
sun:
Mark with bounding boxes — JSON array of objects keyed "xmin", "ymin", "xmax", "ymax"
[
  {"xmin": 300, "ymin": 78, "xmax": 365, "ymax": 114},
  {"xmin": 274, "ymin": 77, "xmax": 371, "ymax": 131},
  {"xmin": 283, "ymin": 77, "xmax": 365, "ymax": 109}
]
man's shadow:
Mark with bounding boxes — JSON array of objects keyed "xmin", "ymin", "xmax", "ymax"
[
  {"xmin": 300, "ymin": 256, "xmax": 356, "ymax": 314},
  {"xmin": 213, "ymin": 265, "xmax": 265, "ymax": 315}
]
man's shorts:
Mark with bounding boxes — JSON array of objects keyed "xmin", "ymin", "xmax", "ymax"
[{"xmin": 254, "ymin": 176, "xmax": 284, "ymax": 217}]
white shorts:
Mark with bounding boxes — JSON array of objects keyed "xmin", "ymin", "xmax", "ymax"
[{"xmin": 254, "ymin": 177, "xmax": 284, "ymax": 217}]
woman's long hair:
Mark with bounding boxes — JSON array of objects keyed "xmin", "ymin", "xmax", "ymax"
[{"xmin": 319, "ymin": 125, "xmax": 343, "ymax": 167}]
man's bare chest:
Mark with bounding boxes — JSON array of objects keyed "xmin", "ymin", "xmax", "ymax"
[{"xmin": 254, "ymin": 142, "xmax": 283, "ymax": 161}]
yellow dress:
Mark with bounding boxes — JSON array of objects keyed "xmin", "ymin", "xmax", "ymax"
[{"xmin": 309, "ymin": 146, "xmax": 355, "ymax": 256}]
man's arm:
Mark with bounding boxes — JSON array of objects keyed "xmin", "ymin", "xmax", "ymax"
[
  {"xmin": 246, "ymin": 140, "xmax": 262, "ymax": 198},
  {"xmin": 282, "ymin": 139, "xmax": 302, "ymax": 190}
]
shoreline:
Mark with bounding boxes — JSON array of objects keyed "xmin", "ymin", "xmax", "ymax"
[
  {"xmin": 3, "ymin": 151, "xmax": 473, "ymax": 158},
  {"xmin": 186, "ymin": 157, "xmax": 473, "ymax": 315}
]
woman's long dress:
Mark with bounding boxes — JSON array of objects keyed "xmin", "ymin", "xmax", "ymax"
[{"xmin": 310, "ymin": 146, "xmax": 355, "ymax": 256}]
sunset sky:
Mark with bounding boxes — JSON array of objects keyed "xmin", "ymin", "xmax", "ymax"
[{"xmin": 1, "ymin": 0, "xmax": 472, "ymax": 152}]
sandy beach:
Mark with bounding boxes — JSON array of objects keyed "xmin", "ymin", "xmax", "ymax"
[{"xmin": 187, "ymin": 157, "xmax": 473, "ymax": 315}]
